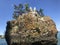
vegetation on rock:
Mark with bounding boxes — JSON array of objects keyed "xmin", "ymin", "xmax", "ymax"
[{"xmin": 13, "ymin": 3, "xmax": 44, "ymax": 19}]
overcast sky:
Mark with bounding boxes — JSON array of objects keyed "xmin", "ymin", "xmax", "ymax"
[{"xmin": 0, "ymin": 0, "xmax": 60, "ymax": 35}]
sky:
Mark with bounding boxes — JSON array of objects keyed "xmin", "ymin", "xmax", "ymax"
[{"xmin": 0, "ymin": 0, "xmax": 60, "ymax": 35}]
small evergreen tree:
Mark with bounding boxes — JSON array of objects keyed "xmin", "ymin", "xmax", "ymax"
[
  {"xmin": 13, "ymin": 4, "xmax": 24, "ymax": 19},
  {"xmin": 13, "ymin": 3, "xmax": 30, "ymax": 19},
  {"xmin": 39, "ymin": 8, "xmax": 44, "ymax": 17},
  {"xmin": 24, "ymin": 4, "xmax": 29, "ymax": 12}
]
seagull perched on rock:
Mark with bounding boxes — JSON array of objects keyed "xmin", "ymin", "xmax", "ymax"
[
  {"xmin": 34, "ymin": 7, "xmax": 36, "ymax": 12},
  {"xmin": 29, "ymin": 7, "xmax": 33, "ymax": 12}
]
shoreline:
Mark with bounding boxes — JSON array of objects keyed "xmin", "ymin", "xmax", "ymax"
[{"xmin": 0, "ymin": 35, "xmax": 4, "ymax": 39}]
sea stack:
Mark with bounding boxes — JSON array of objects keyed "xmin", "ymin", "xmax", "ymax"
[{"xmin": 5, "ymin": 7, "xmax": 58, "ymax": 45}]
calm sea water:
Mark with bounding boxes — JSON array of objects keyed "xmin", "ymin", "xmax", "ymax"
[
  {"xmin": 57, "ymin": 32, "xmax": 60, "ymax": 45},
  {"xmin": 0, "ymin": 32, "xmax": 60, "ymax": 45}
]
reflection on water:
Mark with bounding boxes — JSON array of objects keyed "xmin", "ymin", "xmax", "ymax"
[
  {"xmin": 0, "ymin": 32, "xmax": 60, "ymax": 45},
  {"xmin": 0, "ymin": 39, "xmax": 7, "ymax": 45}
]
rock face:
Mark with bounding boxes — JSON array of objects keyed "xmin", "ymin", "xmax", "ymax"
[{"xmin": 5, "ymin": 11, "xmax": 58, "ymax": 45}]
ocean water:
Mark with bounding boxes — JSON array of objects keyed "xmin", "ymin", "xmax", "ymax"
[
  {"xmin": 0, "ymin": 32, "xmax": 60, "ymax": 45},
  {"xmin": 57, "ymin": 32, "xmax": 60, "ymax": 45},
  {"xmin": 0, "ymin": 39, "xmax": 7, "ymax": 45}
]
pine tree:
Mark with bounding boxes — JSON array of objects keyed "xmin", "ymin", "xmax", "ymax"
[
  {"xmin": 39, "ymin": 8, "xmax": 44, "ymax": 17},
  {"xmin": 13, "ymin": 4, "xmax": 24, "ymax": 19},
  {"xmin": 25, "ymin": 4, "xmax": 29, "ymax": 12},
  {"xmin": 13, "ymin": 3, "xmax": 30, "ymax": 19}
]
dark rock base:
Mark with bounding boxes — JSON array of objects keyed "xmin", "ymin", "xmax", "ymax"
[{"xmin": 8, "ymin": 41, "xmax": 57, "ymax": 45}]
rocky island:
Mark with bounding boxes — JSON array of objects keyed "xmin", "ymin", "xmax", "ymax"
[{"xmin": 5, "ymin": 4, "xmax": 58, "ymax": 45}]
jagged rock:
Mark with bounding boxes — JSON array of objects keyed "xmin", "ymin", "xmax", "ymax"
[{"xmin": 5, "ymin": 11, "xmax": 58, "ymax": 45}]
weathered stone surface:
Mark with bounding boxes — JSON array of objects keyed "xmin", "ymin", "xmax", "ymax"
[{"xmin": 5, "ymin": 11, "xmax": 58, "ymax": 45}]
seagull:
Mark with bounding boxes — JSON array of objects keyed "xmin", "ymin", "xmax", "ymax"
[
  {"xmin": 29, "ymin": 7, "xmax": 32, "ymax": 11},
  {"xmin": 34, "ymin": 7, "xmax": 36, "ymax": 12}
]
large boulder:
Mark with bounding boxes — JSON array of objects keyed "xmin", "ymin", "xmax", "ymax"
[{"xmin": 5, "ymin": 11, "xmax": 58, "ymax": 45}]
